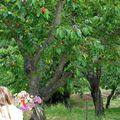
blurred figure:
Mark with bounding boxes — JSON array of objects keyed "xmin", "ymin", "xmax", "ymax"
[{"xmin": 0, "ymin": 86, "xmax": 23, "ymax": 120}]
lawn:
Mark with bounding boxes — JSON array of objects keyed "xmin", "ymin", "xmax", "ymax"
[
  {"xmin": 46, "ymin": 104, "xmax": 120, "ymax": 120},
  {"xmin": 46, "ymin": 93, "xmax": 120, "ymax": 120},
  {"xmin": 23, "ymin": 93, "xmax": 120, "ymax": 120}
]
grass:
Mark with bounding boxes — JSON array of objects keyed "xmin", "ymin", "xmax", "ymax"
[
  {"xmin": 105, "ymin": 108, "xmax": 120, "ymax": 120},
  {"xmin": 45, "ymin": 93, "xmax": 120, "ymax": 120},
  {"xmin": 46, "ymin": 104, "xmax": 120, "ymax": 120},
  {"xmin": 46, "ymin": 104, "xmax": 94, "ymax": 120},
  {"xmin": 23, "ymin": 93, "xmax": 120, "ymax": 120}
]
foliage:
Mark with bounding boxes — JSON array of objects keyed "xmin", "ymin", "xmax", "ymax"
[{"xmin": 0, "ymin": 39, "xmax": 27, "ymax": 93}]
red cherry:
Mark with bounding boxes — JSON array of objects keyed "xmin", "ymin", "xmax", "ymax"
[
  {"xmin": 89, "ymin": 45, "xmax": 92, "ymax": 48},
  {"xmin": 41, "ymin": 7, "xmax": 46, "ymax": 14},
  {"xmin": 79, "ymin": 45, "xmax": 83, "ymax": 49}
]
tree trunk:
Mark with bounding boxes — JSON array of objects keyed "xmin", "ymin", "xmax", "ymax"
[
  {"xmin": 91, "ymin": 87, "xmax": 104, "ymax": 116},
  {"xmin": 106, "ymin": 86, "xmax": 116, "ymax": 109},
  {"xmin": 40, "ymin": 56, "xmax": 72, "ymax": 101},
  {"xmin": 63, "ymin": 89, "xmax": 71, "ymax": 110},
  {"xmin": 24, "ymin": 56, "xmax": 73, "ymax": 119},
  {"xmin": 86, "ymin": 67, "xmax": 104, "ymax": 117},
  {"xmin": 24, "ymin": 58, "xmax": 46, "ymax": 120}
]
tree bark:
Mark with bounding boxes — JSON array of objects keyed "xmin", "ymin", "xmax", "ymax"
[
  {"xmin": 24, "ymin": 58, "xmax": 39, "ymax": 95},
  {"xmin": 63, "ymin": 87, "xmax": 71, "ymax": 109},
  {"xmin": 40, "ymin": 56, "xmax": 73, "ymax": 101},
  {"xmin": 24, "ymin": 56, "xmax": 73, "ymax": 120},
  {"xmin": 24, "ymin": 58, "xmax": 46, "ymax": 120},
  {"xmin": 86, "ymin": 67, "xmax": 104, "ymax": 117},
  {"xmin": 106, "ymin": 86, "xmax": 117, "ymax": 109},
  {"xmin": 91, "ymin": 87, "xmax": 104, "ymax": 116}
]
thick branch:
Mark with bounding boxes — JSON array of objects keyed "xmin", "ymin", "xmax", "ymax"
[
  {"xmin": 40, "ymin": 56, "xmax": 68, "ymax": 100},
  {"xmin": 34, "ymin": 0, "xmax": 65, "ymax": 66},
  {"xmin": 40, "ymin": 71, "xmax": 73, "ymax": 101}
]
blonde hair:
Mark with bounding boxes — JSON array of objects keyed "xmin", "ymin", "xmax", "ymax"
[
  {"xmin": 0, "ymin": 86, "xmax": 13, "ymax": 120},
  {"xmin": 0, "ymin": 86, "xmax": 13, "ymax": 106}
]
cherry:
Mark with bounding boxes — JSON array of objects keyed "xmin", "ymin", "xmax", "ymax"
[
  {"xmin": 79, "ymin": 45, "xmax": 83, "ymax": 49},
  {"xmin": 89, "ymin": 45, "xmax": 92, "ymax": 48},
  {"xmin": 41, "ymin": 7, "xmax": 46, "ymax": 14}
]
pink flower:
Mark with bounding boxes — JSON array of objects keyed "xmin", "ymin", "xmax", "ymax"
[
  {"xmin": 34, "ymin": 96, "xmax": 42, "ymax": 104},
  {"xmin": 20, "ymin": 106, "xmax": 31, "ymax": 111},
  {"xmin": 31, "ymin": 102, "xmax": 35, "ymax": 108}
]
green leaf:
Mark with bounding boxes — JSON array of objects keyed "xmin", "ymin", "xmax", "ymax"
[
  {"xmin": 17, "ymin": 1, "xmax": 21, "ymax": 9},
  {"xmin": 76, "ymin": 29, "xmax": 82, "ymax": 37},
  {"xmin": 82, "ymin": 27, "xmax": 90, "ymax": 35},
  {"xmin": 76, "ymin": 68, "xmax": 80, "ymax": 77},
  {"xmin": 70, "ymin": 31, "xmax": 74, "ymax": 39},
  {"xmin": 37, "ymin": 9, "xmax": 40, "ymax": 17},
  {"xmin": 5, "ymin": 0, "xmax": 10, "ymax": 3},
  {"xmin": 32, "ymin": 0, "xmax": 37, "ymax": 6},
  {"xmin": 43, "ymin": 10, "xmax": 49, "ymax": 20},
  {"xmin": 56, "ymin": 48, "xmax": 61, "ymax": 55},
  {"xmin": 72, "ymin": 3, "xmax": 77, "ymax": 10},
  {"xmin": 56, "ymin": 28, "xmax": 64, "ymax": 39},
  {"xmin": 67, "ymin": 0, "xmax": 71, "ymax": 2}
]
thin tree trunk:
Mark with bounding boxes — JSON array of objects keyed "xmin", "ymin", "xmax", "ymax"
[
  {"xmin": 106, "ymin": 86, "xmax": 117, "ymax": 109},
  {"xmin": 63, "ymin": 87, "xmax": 71, "ymax": 109}
]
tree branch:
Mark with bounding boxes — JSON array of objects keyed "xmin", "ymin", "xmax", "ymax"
[
  {"xmin": 33, "ymin": 0, "xmax": 65, "ymax": 66},
  {"xmin": 40, "ymin": 55, "xmax": 69, "ymax": 101},
  {"xmin": 41, "ymin": 71, "xmax": 73, "ymax": 101}
]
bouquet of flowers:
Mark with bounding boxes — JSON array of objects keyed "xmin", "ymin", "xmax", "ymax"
[{"xmin": 14, "ymin": 91, "xmax": 42, "ymax": 111}]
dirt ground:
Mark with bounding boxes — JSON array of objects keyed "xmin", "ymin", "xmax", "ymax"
[{"xmin": 70, "ymin": 89, "xmax": 120, "ymax": 109}]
